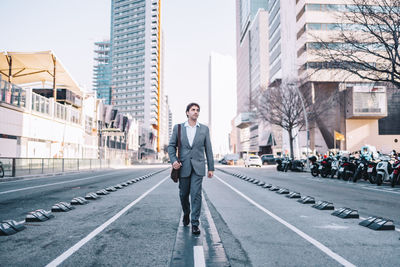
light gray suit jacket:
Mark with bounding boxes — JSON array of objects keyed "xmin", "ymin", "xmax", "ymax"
[{"xmin": 168, "ymin": 123, "xmax": 214, "ymax": 177}]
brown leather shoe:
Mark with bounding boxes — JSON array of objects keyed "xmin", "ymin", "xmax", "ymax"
[
  {"xmin": 183, "ymin": 214, "xmax": 190, "ymax": 226},
  {"xmin": 192, "ymin": 225, "xmax": 200, "ymax": 235}
]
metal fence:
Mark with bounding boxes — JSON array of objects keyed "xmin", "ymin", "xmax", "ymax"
[{"xmin": 0, "ymin": 158, "xmax": 127, "ymax": 177}]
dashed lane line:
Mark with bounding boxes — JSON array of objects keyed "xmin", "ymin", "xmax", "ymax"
[
  {"xmin": 45, "ymin": 175, "xmax": 169, "ymax": 267},
  {"xmin": 215, "ymin": 174, "xmax": 356, "ymax": 267},
  {"xmin": 193, "ymin": 246, "xmax": 206, "ymax": 267}
]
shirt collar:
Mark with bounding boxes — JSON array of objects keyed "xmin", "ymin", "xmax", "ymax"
[{"xmin": 184, "ymin": 121, "xmax": 200, "ymax": 128}]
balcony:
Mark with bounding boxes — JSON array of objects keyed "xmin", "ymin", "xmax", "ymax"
[
  {"xmin": 235, "ymin": 112, "xmax": 255, "ymax": 129},
  {"xmin": 346, "ymin": 85, "xmax": 387, "ymax": 119}
]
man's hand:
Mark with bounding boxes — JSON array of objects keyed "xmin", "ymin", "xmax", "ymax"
[
  {"xmin": 172, "ymin": 161, "xmax": 182, "ymax": 170},
  {"xmin": 208, "ymin": 171, "xmax": 214, "ymax": 178}
]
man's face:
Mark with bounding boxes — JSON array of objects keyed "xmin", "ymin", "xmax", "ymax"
[{"xmin": 187, "ymin": 105, "xmax": 200, "ymax": 120}]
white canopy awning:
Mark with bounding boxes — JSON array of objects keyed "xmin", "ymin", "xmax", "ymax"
[{"xmin": 0, "ymin": 51, "xmax": 82, "ymax": 95}]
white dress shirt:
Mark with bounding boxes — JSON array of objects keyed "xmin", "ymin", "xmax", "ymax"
[{"xmin": 184, "ymin": 121, "xmax": 200, "ymax": 147}]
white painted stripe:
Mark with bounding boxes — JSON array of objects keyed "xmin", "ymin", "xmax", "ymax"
[
  {"xmin": 193, "ymin": 246, "xmax": 206, "ymax": 267},
  {"xmin": 0, "ymin": 170, "xmax": 113, "ymax": 184},
  {"xmin": 359, "ymin": 186, "xmax": 400, "ymax": 195},
  {"xmin": 215, "ymin": 175, "xmax": 356, "ymax": 267},
  {"xmin": 0, "ymin": 171, "xmax": 127, "ymax": 195},
  {"xmin": 45, "ymin": 175, "xmax": 168, "ymax": 267}
]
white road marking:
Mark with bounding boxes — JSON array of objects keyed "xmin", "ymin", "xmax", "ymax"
[
  {"xmin": 358, "ymin": 185, "xmax": 400, "ymax": 195},
  {"xmin": 45, "ymin": 175, "xmax": 168, "ymax": 267},
  {"xmin": 193, "ymin": 246, "xmax": 206, "ymax": 267},
  {"xmin": 0, "ymin": 172, "xmax": 127, "ymax": 195},
  {"xmin": 215, "ymin": 175, "xmax": 356, "ymax": 267}
]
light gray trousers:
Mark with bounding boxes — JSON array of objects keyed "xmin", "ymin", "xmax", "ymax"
[{"xmin": 179, "ymin": 169, "xmax": 203, "ymax": 226}]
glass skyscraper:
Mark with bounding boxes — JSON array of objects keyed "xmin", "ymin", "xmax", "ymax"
[
  {"xmin": 93, "ymin": 41, "xmax": 112, "ymax": 104},
  {"xmin": 110, "ymin": 0, "xmax": 162, "ymax": 153}
]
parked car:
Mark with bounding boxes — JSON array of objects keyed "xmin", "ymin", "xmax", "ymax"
[
  {"xmin": 245, "ymin": 155, "xmax": 262, "ymax": 167},
  {"xmin": 261, "ymin": 154, "xmax": 276, "ymax": 165}
]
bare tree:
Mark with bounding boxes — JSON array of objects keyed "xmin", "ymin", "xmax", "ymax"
[
  {"xmin": 314, "ymin": 0, "xmax": 400, "ymax": 88},
  {"xmin": 253, "ymin": 81, "xmax": 330, "ymax": 159}
]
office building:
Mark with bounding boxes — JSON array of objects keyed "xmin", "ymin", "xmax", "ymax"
[
  {"xmin": 235, "ymin": 0, "xmax": 278, "ymax": 156},
  {"xmin": 295, "ymin": 0, "xmax": 399, "ymax": 153},
  {"xmin": 110, "ymin": 0, "xmax": 162, "ymax": 155}
]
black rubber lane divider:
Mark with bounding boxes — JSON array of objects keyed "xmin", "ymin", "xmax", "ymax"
[
  {"xmin": 105, "ymin": 186, "xmax": 117, "ymax": 192},
  {"xmin": 71, "ymin": 197, "xmax": 89, "ymax": 205},
  {"xmin": 114, "ymin": 184, "xmax": 124, "ymax": 189},
  {"xmin": 263, "ymin": 184, "xmax": 273, "ymax": 188},
  {"xmin": 0, "ymin": 220, "xmax": 26, "ymax": 235},
  {"xmin": 297, "ymin": 196, "xmax": 316, "ymax": 204},
  {"xmin": 269, "ymin": 186, "xmax": 280, "ymax": 191},
  {"xmin": 312, "ymin": 201, "xmax": 335, "ymax": 210},
  {"xmin": 25, "ymin": 209, "xmax": 54, "ymax": 222},
  {"xmin": 252, "ymin": 179, "xmax": 259, "ymax": 184},
  {"xmin": 276, "ymin": 188, "xmax": 290, "ymax": 194},
  {"xmin": 331, "ymin": 208, "xmax": 359, "ymax": 219},
  {"xmin": 51, "ymin": 202, "xmax": 75, "ymax": 212},
  {"xmin": 257, "ymin": 181, "xmax": 266, "ymax": 186},
  {"xmin": 286, "ymin": 192, "xmax": 301, "ymax": 199},
  {"xmin": 85, "ymin": 192, "xmax": 100, "ymax": 200},
  {"xmin": 126, "ymin": 181, "xmax": 133, "ymax": 185},
  {"xmin": 121, "ymin": 182, "xmax": 128, "ymax": 187},
  {"xmin": 96, "ymin": 189, "xmax": 110, "ymax": 195},
  {"xmin": 359, "ymin": 216, "xmax": 395, "ymax": 230}
]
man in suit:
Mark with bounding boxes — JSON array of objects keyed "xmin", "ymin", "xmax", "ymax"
[{"xmin": 168, "ymin": 103, "xmax": 214, "ymax": 235}]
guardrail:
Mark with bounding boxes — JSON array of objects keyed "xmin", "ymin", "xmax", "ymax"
[{"xmin": 0, "ymin": 158, "xmax": 126, "ymax": 177}]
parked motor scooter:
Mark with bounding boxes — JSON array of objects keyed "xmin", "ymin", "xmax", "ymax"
[
  {"xmin": 376, "ymin": 154, "xmax": 393, "ymax": 186},
  {"xmin": 330, "ymin": 156, "xmax": 340, "ymax": 178}
]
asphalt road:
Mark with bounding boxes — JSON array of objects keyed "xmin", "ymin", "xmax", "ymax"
[{"xmin": 0, "ymin": 165, "xmax": 399, "ymax": 266}]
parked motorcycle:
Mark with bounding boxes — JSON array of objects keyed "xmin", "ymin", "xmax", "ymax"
[
  {"xmin": 352, "ymin": 155, "xmax": 370, "ymax": 183},
  {"xmin": 0, "ymin": 161, "xmax": 3, "ymax": 178},
  {"xmin": 319, "ymin": 157, "xmax": 333, "ymax": 178},
  {"xmin": 281, "ymin": 158, "xmax": 291, "ymax": 172},
  {"xmin": 391, "ymin": 157, "xmax": 400, "ymax": 188},
  {"xmin": 276, "ymin": 158, "xmax": 284, "ymax": 172},
  {"xmin": 290, "ymin": 159, "xmax": 305, "ymax": 172},
  {"xmin": 366, "ymin": 161, "xmax": 378, "ymax": 184},
  {"xmin": 309, "ymin": 156, "xmax": 319, "ymax": 177},
  {"xmin": 338, "ymin": 155, "xmax": 356, "ymax": 181}
]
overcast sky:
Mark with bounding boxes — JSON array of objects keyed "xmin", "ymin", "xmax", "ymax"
[{"xmin": 0, "ymin": 0, "xmax": 236, "ymax": 125}]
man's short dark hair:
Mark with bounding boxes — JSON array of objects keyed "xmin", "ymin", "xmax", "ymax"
[{"xmin": 186, "ymin": 103, "xmax": 200, "ymax": 116}]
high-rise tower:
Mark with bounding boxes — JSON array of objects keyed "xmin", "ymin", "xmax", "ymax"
[
  {"xmin": 110, "ymin": 0, "xmax": 162, "ymax": 154},
  {"xmin": 93, "ymin": 41, "xmax": 112, "ymax": 104}
]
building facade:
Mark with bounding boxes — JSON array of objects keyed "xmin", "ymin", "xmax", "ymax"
[
  {"xmin": 110, "ymin": 0, "xmax": 162, "ymax": 156},
  {"xmin": 295, "ymin": 0, "xmax": 400, "ymax": 153},
  {"xmin": 93, "ymin": 41, "xmax": 112, "ymax": 105},
  {"xmin": 235, "ymin": 0, "xmax": 274, "ymax": 157}
]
